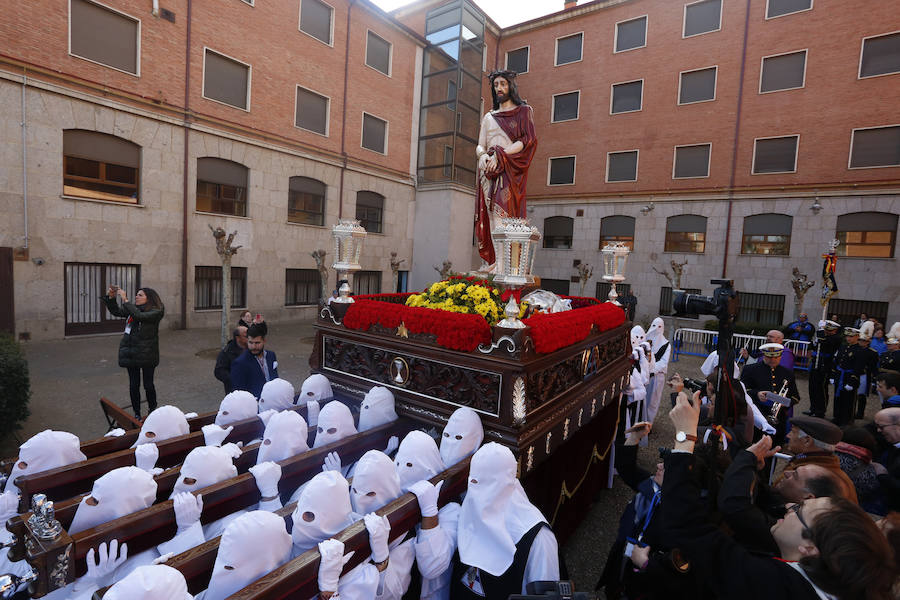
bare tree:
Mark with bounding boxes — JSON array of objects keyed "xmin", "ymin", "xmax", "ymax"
[
  {"xmin": 390, "ymin": 252, "xmax": 406, "ymax": 293},
  {"xmin": 209, "ymin": 225, "xmax": 241, "ymax": 347},
  {"xmin": 433, "ymin": 259, "xmax": 453, "ymax": 281},
  {"xmin": 311, "ymin": 249, "xmax": 328, "ymax": 302},
  {"xmin": 575, "ymin": 263, "xmax": 593, "ymax": 296},
  {"xmin": 790, "ymin": 266, "xmax": 815, "ymax": 320},
  {"xmin": 653, "ymin": 259, "xmax": 688, "ymax": 289}
]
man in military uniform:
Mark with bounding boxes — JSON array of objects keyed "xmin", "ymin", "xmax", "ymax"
[
  {"xmin": 740, "ymin": 343, "xmax": 799, "ymax": 445},
  {"xmin": 805, "ymin": 320, "xmax": 841, "ymax": 418},
  {"xmin": 856, "ymin": 322, "xmax": 880, "ymax": 419},
  {"xmin": 831, "ymin": 327, "xmax": 866, "ymax": 425},
  {"xmin": 879, "ymin": 323, "xmax": 900, "ymax": 373}
]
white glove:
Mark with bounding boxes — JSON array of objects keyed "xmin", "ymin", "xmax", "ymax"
[
  {"xmin": 258, "ymin": 409, "xmax": 277, "ymax": 427},
  {"xmin": 818, "ymin": 320, "xmax": 826, "ymax": 328},
  {"xmin": 318, "ymin": 539, "xmax": 354, "ymax": 593},
  {"xmin": 153, "ymin": 552, "xmax": 174, "ymax": 565},
  {"xmin": 202, "ymin": 424, "xmax": 233, "ymax": 447},
  {"xmin": 364, "ymin": 513, "xmax": 391, "ymax": 563},
  {"xmin": 134, "ymin": 444, "xmax": 163, "ymax": 476},
  {"xmin": 408, "ymin": 479, "xmax": 443, "ymax": 518},
  {"xmin": 306, "ymin": 399, "xmax": 320, "ymax": 426},
  {"xmin": 322, "ymin": 451, "xmax": 342, "ymax": 473},
  {"xmin": 384, "ymin": 435, "xmax": 399, "ymax": 456},
  {"xmin": 249, "ymin": 462, "xmax": 282, "ymax": 498},
  {"xmin": 173, "ymin": 492, "xmax": 203, "ymax": 532},
  {"xmin": 104, "ymin": 428, "xmax": 126, "ymax": 437},
  {"xmin": 828, "ymin": 379, "xmax": 835, "ymax": 385},
  {"xmin": 220, "ymin": 442, "xmax": 243, "ymax": 459},
  {"xmin": 73, "ymin": 539, "xmax": 128, "ymax": 591},
  {"xmin": 0, "ymin": 491, "xmax": 19, "ymax": 522},
  {"xmin": 844, "ymin": 384, "xmax": 854, "ymax": 391},
  {"xmin": 184, "ymin": 412, "xmax": 198, "ymax": 419}
]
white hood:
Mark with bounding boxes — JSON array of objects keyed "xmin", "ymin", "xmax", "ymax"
[
  {"xmin": 395, "ymin": 430, "xmax": 445, "ymax": 492},
  {"xmin": 256, "ymin": 411, "xmax": 309, "ymax": 464},
  {"xmin": 105, "ymin": 565, "xmax": 193, "ymax": 600},
  {"xmin": 69, "ymin": 466, "xmax": 157, "ymax": 534},
  {"xmin": 645, "ymin": 317, "xmax": 667, "ymax": 347},
  {"xmin": 170, "ymin": 445, "xmax": 240, "ymax": 498},
  {"xmin": 257, "ymin": 378, "xmax": 296, "ymax": 412},
  {"xmin": 357, "ymin": 386, "xmax": 398, "ymax": 432},
  {"xmin": 299, "ymin": 374, "xmax": 333, "ymax": 404},
  {"xmin": 132, "ymin": 406, "xmax": 190, "ymax": 447},
  {"xmin": 630, "ymin": 325, "xmax": 646, "ymax": 349},
  {"xmin": 457, "ymin": 443, "xmax": 546, "ymax": 576},
  {"xmin": 5, "ymin": 430, "xmax": 86, "ymax": 495},
  {"xmin": 290, "ymin": 471, "xmax": 355, "ymax": 555},
  {"xmin": 204, "ymin": 510, "xmax": 292, "ymax": 600},
  {"xmin": 350, "ymin": 450, "xmax": 402, "ymax": 515},
  {"xmin": 313, "ymin": 401, "xmax": 357, "ymax": 448},
  {"xmin": 215, "ymin": 391, "xmax": 258, "ymax": 427},
  {"xmin": 440, "ymin": 407, "xmax": 484, "ymax": 467}
]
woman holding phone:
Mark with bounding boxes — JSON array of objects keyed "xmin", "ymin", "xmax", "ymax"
[{"xmin": 101, "ymin": 285, "xmax": 165, "ymax": 421}]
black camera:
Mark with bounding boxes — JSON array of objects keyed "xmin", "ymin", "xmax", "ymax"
[
  {"xmin": 673, "ymin": 279, "xmax": 739, "ymax": 322},
  {"xmin": 509, "ymin": 580, "xmax": 598, "ymax": 600},
  {"xmin": 682, "ymin": 378, "xmax": 706, "ymax": 394}
]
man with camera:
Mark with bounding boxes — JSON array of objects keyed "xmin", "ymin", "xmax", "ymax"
[{"xmin": 740, "ymin": 343, "xmax": 799, "ymax": 444}]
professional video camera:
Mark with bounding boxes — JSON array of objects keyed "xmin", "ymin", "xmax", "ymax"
[
  {"xmin": 672, "ymin": 279, "xmax": 739, "ymax": 321},
  {"xmin": 509, "ymin": 580, "xmax": 599, "ymax": 600}
]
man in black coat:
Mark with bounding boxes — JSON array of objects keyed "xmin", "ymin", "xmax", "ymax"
[
  {"xmin": 831, "ymin": 328, "xmax": 866, "ymax": 425},
  {"xmin": 873, "ymin": 407, "xmax": 900, "ymax": 512},
  {"xmin": 805, "ymin": 320, "xmax": 841, "ymax": 418},
  {"xmin": 214, "ymin": 325, "xmax": 248, "ymax": 393},
  {"xmin": 741, "ymin": 343, "xmax": 799, "ymax": 444}
]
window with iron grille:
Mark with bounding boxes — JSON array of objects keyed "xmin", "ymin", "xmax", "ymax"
[
  {"xmin": 196, "ymin": 158, "xmax": 248, "ymax": 216},
  {"xmin": 541, "ymin": 278, "xmax": 570, "ymax": 296},
  {"xmin": 63, "ymin": 130, "xmax": 140, "ymax": 204},
  {"xmin": 742, "ymin": 214, "xmax": 792, "ymax": 255},
  {"xmin": 194, "ymin": 266, "xmax": 247, "ymax": 310},
  {"xmin": 506, "ymin": 46, "xmax": 529, "ymax": 73},
  {"xmin": 356, "ymin": 191, "xmax": 384, "ymax": 233},
  {"xmin": 600, "ymin": 215, "xmax": 635, "ymax": 250},
  {"xmin": 543, "ymin": 216, "xmax": 574, "ymax": 249},
  {"xmin": 300, "ymin": 0, "xmax": 333, "ymax": 45},
  {"xmin": 665, "ymin": 215, "xmax": 706, "ymax": 253},
  {"xmin": 285, "ymin": 269, "xmax": 320, "ymax": 305},
  {"xmin": 835, "ymin": 212, "xmax": 898, "ymax": 258},
  {"xmin": 615, "ymin": 16, "xmax": 647, "ymax": 52},
  {"xmin": 596, "ymin": 281, "xmax": 631, "ymax": 301},
  {"xmin": 827, "ymin": 298, "xmax": 889, "ymax": 327},
  {"xmin": 288, "ymin": 177, "xmax": 325, "ymax": 226},
  {"xmin": 659, "ymin": 286, "xmax": 702, "ymax": 318},
  {"xmin": 355, "ymin": 270, "xmax": 382, "ymax": 295},
  {"xmin": 737, "ymin": 291, "xmax": 785, "ymax": 327},
  {"xmin": 683, "ymin": 0, "xmax": 722, "ymax": 38}
]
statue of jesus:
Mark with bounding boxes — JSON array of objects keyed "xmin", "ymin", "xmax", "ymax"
[{"xmin": 475, "ymin": 70, "xmax": 538, "ymax": 269}]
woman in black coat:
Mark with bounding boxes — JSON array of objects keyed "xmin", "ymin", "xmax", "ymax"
[{"xmin": 102, "ymin": 286, "xmax": 165, "ymax": 420}]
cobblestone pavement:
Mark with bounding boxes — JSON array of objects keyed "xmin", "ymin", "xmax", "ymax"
[{"xmin": 7, "ymin": 322, "xmax": 883, "ymax": 597}]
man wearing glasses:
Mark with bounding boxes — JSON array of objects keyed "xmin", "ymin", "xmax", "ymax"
[{"xmin": 873, "ymin": 407, "xmax": 900, "ymax": 512}]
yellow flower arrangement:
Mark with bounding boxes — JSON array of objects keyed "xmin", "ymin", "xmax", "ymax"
[{"xmin": 405, "ymin": 276, "xmax": 505, "ymax": 325}]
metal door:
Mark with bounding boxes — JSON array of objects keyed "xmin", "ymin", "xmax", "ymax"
[
  {"xmin": 64, "ymin": 263, "xmax": 140, "ymax": 335},
  {"xmin": 0, "ymin": 248, "xmax": 13, "ymax": 335}
]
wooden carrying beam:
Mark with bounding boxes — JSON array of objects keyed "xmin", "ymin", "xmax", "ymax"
[
  {"xmin": 98, "ymin": 397, "xmax": 142, "ymax": 431},
  {"xmin": 18, "ymin": 419, "xmax": 409, "ymax": 597}
]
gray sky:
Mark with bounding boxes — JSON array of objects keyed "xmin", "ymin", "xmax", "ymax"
[{"xmin": 371, "ymin": 0, "xmax": 584, "ymax": 28}]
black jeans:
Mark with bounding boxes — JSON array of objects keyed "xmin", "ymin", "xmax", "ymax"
[{"xmin": 126, "ymin": 366, "xmax": 157, "ymax": 416}]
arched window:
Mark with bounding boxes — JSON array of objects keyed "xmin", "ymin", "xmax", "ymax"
[
  {"xmin": 836, "ymin": 212, "xmax": 898, "ymax": 258},
  {"xmin": 741, "ymin": 213, "xmax": 792, "ymax": 255},
  {"xmin": 196, "ymin": 157, "xmax": 248, "ymax": 216},
  {"xmin": 63, "ymin": 130, "xmax": 140, "ymax": 204},
  {"xmin": 288, "ymin": 177, "xmax": 326, "ymax": 226},
  {"xmin": 600, "ymin": 215, "xmax": 635, "ymax": 250},
  {"xmin": 356, "ymin": 191, "xmax": 384, "ymax": 233},
  {"xmin": 543, "ymin": 216, "xmax": 574, "ymax": 249},
  {"xmin": 665, "ymin": 215, "xmax": 706, "ymax": 253}
]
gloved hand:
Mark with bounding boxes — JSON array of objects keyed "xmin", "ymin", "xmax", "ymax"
[
  {"xmin": 384, "ymin": 435, "xmax": 399, "ymax": 456},
  {"xmin": 408, "ymin": 479, "xmax": 444, "ymax": 518},
  {"xmin": 844, "ymin": 385, "xmax": 854, "ymax": 391},
  {"xmin": 364, "ymin": 513, "xmax": 391, "ymax": 563},
  {"xmin": 134, "ymin": 444, "xmax": 163, "ymax": 476},
  {"xmin": 104, "ymin": 428, "xmax": 126, "ymax": 437},
  {"xmin": 322, "ymin": 451, "xmax": 342, "ymax": 473},
  {"xmin": 153, "ymin": 552, "xmax": 174, "ymax": 565},
  {"xmin": 73, "ymin": 539, "xmax": 128, "ymax": 592},
  {"xmin": 249, "ymin": 462, "xmax": 282, "ymax": 498},
  {"xmin": 306, "ymin": 399, "xmax": 320, "ymax": 426},
  {"xmin": 318, "ymin": 539, "xmax": 353, "ymax": 593},
  {"xmin": 258, "ymin": 409, "xmax": 277, "ymax": 427},
  {"xmin": 202, "ymin": 424, "xmax": 233, "ymax": 447},
  {"xmin": 0, "ymin": 491, "xmax": 19, "ymax": 522},
  {"xmin": 828, "ymin": 379, "xmax": 835, "ymax": 385},
  {"xmin": 172, "ymin": 492, "xmax": 203, "ymax": 532},
  {"xmin": 220, "ymin": 442, "xmax": 242, "ymax": 459},
  {"xmin": 184, "ymin": 412, "xmax": 198, "ymax": 419}
]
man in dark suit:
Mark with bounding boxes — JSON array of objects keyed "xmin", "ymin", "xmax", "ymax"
[
  {"xmin": 873, "ymin": 407, "xmax": 900, "ymax": 512},
  {"xmin": 230, "ymin": 322, "xmax": 278, "ymax": 398},
  {"xmin": 213, "ymin": 325, "xmax": 248, "ymax": 393}
]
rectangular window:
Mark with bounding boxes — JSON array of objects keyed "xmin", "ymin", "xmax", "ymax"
[
  {"xmin": 203, "ymin": 49, "xmax": 250, "ymax": 110},
  {"xmin": 356, "ymin": 192, "xmax": 384, "ymax": 234},
  {"xmin": 285, "ymin": 269, "xmax": 320, "ymax": 306},
  {"xmin": 288, "ymin": 177, "xmax": 325, "ymax": 226},
  {"xmin": 659, "ymin": 286, "xmax": 702, "ymax": 318},
  {"xmin": 299, "ymin": 0, "xmax": 333, "ymax": 45},
  {"xmin": 760, "ymin": 50, "xmax": 807, "ymax": 93},
  {"xmin": 63, "ymin": 131, "xmax": 140, "ymax": 203},
  {"xmin": 665, "ymin": 215, "xmax": 707, "ymax": 253},
  {"xmin": 552, "ymin": 91, "xmax": 580, "ymax": 122},
  {"xmin": 506, "ymin": 46, "xmax": 529, "ymax": 74},
  {"xmin": 443, "ymin": 145, "xmax": 453, "ymax": 177},
  {"xmin": 194, "ymin": 266, "xmax": 247, "ymax": 310},
  {"xmin": 752, "ymin": 135, "xmax": 799, "ymax": 174},
  {"xmin": 295, "ymin": 86, "xmax": 329, "ymax": 136},
  {"xmin": 548, "ymin": 156, "xmax": 576, "ymax": 186},
  {"xmin": 738, "ymin": 292, "xmax": 785, "ymax": 327},
  {"xmin": 683, "ymin": 0, "xmax": 722, "ymax": 38},
  {"xmin": 673, "ymin": 143, "xmax": 711, "ymax": 178},
  {"xmin": 849, "ymin": 125, "xmax": 900, "ymax": 168},
  {"xmin": 366, "ymin": 31, "xmax": 392, "ymax": 76},
  {"xmin": 70, "ymin": 0, "xmax": 139, "ymax": 75},
  {"xmin": 361, "ymin": 113, "xmax": 388, "ymax": 154},
  {"xmin": 828, "ymin": 298, "xmax": 889, "ymax": 326},
  {"xmin": 196, "ymin": 158, "xmax": 248, "ymax": 216},
  {"xmin": 447, "ymin": 79, "xmax": 457, "ymax": 111},
  {"xmin": 355, "ymin": 270, "xmax": 382, "ymax": 295},
  {"xmin": 859, "ymin": 32, "xmax": 900, "ymax": 78},
  {"xmin": 611, "ymin": 80, "xmax": 643, "ymax": 114},
  {"xmin": 600, "ymin": 216, "xmax": 636, "ymax": 251},
  {"xmin": 607, "ymin": 150, "xmax": 639, "ymax": 182},
  {"xmin": 836, "ymin": 212, "xmax": 898, "ymax": 258},
  {"xmin": 679, "ymin": 66, "xmax": 717, "ymax": 104},
  {"xmin": 742, "ymin": 214, "xmax": 793, "ymax": 255},
  {"xmin": 596, "ymin": 282, "xmax": 631, "ymax": 301},
  {"xmin": 396, "ymin": 270, "xmax": 409, "ymax": 293},
  {"xmin": 766, "ymin": 0, "xmax": 812, "ymax": 19},
  {"xmin": 555, "ymin": 33, "xmax": 583, "ymax": 66},
  {"xmin": 615, "ymin": 16, "xmax": 647, "ymax": 52}
]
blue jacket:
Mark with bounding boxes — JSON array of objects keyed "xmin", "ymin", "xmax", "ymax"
[{"xmin": 230, "ymin": 349, "xmax": 278, "ymax": 398}]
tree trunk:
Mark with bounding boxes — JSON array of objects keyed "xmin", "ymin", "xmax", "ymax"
[{"xmin": 221, "ymin": 257, "xmax": 231, "ymax": 348}]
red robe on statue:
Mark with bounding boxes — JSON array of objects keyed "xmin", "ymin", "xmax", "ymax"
[{"xmin": 475, "ymin": 104, "xmax": 538, "ymax": 266}]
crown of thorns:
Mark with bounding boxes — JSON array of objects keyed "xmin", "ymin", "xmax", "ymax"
[{"xmin": 488, "ymin": 70, "xmax": 518, "ymax": 82}]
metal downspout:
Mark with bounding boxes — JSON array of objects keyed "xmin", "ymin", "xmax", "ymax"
[
  {"xmin": 338, "ymin": 0, "xmax": 356, "ymax": 219},
  {"xmin": 20, "ymin": 74, "xmax": 28, "ymax": 250}
]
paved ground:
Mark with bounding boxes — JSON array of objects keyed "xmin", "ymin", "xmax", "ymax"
[{"xmin": 5, "ymin": 323, "xmax": 883, "ymax": 596}]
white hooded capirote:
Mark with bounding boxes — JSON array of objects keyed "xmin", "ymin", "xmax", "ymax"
[
  {"xmin": 439, "ymin": 407, "xmax": 484, "ymax": 467},
  {"xmin": 357, "ymin": 386, "xmax": 399, "ymax": 432},
  {"xmin": 69, "ymin": 467, "xmax": 157, "ymax": 534},
  {"xmin": 4, "ymin": 430, "xmax": 86, "ymax": 494},
  {"xmin": 394, "ymin": 431, "xmax": 445, "ymax": 492},
  {"xmin": 289, "ymin": 471, "xmax": 355, "ymax": 556},
  {"xmin": 170, "ymin": 445, "xmax": 240, "ymax": 498},
  {"xmin": 644, "ymin": 317, "xmax": 671, "ymax": 423},
  {"xmin": 131, "ymin": 406, "xmax": 190, "ymax": 448},
  {"xmin": 104, "ymin": 565, "xmax": 193, "ymax": 600},
  {"xmin": 299, "ymin": 373, "xmax": 333, "ymax": 403},
  {"xmin": 350, "ymin": 450, "xmax": 402, "ymax": 515},
  {"xmin": 256, "ymin": 411, "xmax": 309, "ymax": 465},
  {"xmin": 201, "ymin": 511, "xmax": 292, "ymax": 600},
  {"xmin": 313, "ymin": 401, "xmax": 357, "ymax": 448},
  {"xmin": 457, "ymin": 443, "xmax": 557, "ymax": 582},
  {"xmin": 257, "ymin": 378, "xmax": 296, "ymax": 412},
  {"xmin": 214, "ymin": 391, "xmax": 258, "ymax": 427}
]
